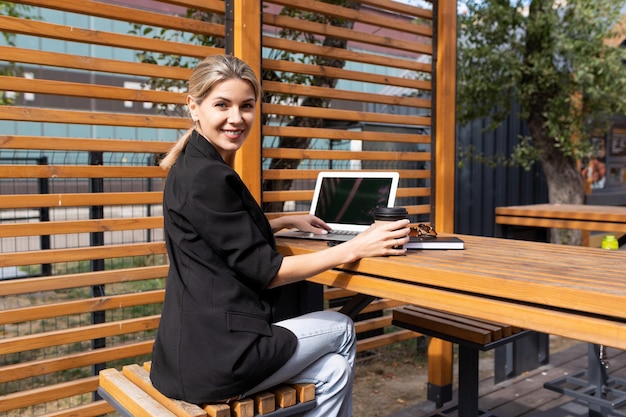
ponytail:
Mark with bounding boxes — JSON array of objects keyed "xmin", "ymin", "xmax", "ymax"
[{"xmin": 160, "ymin": 128, "xmax": 193, "ymax": 169}]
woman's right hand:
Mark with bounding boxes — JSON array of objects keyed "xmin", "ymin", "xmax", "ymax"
[
  {"xmin": 270, "ymin": 219, "xmax": 410, "ymax": 289},
  {"xmin": 344, "ymin": 219, "xmax": 410, "ymax": 260}
]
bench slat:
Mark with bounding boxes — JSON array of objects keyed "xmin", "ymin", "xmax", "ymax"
[
  {"xmin": 293, "ymin": 383, "xmax": 315, "ymax": 403},
  {"xmin": 100, "ymin": 368, "xmax": 178, "ymax": 417},
  {"xmin": 122, "ymin": 364, "xmax": 207, "ymax": 417},
  {"xmin": 401, "ymin": 305, "xmax": 508, "ymax": 340},
  {"xmin": 253, "ymin": 391, "xmax": 276, "ymax": 415},
  {"xmin": 271, "ymin": 385, "xmax": 296, "ymax": 408},
  {"xmin": 141, "ymin": 362, "xmax": 231, "ymax": 417},
  {"xmin": 393, "ymin": 306, "xmax": 492, "ymax": 345},
  {"xmin": 230, "ymin": 398, "xmax": 254, "ymax": 417}
]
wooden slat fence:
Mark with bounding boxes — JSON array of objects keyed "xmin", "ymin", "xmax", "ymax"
[{"xmin": 0, "ymin": 0, "xmax": 455, "ymax": 415}]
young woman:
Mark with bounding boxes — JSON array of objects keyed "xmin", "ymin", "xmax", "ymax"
[{"xmin": 150, "ymin": 54, "xmax": 410, "ymax": 417}]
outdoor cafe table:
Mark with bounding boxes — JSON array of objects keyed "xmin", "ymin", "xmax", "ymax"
[
  {"xmin": 276, "ymin": 234, "xmax": 626, "ymax": 350},
  {"xmin": 277, "ymin": 234, "xmax": 626, "ymax": 416}
]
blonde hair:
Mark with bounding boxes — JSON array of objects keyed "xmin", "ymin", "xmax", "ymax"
[{"xmin": 159, "ymin": 54, "xmax": 261, "ymax": 169}]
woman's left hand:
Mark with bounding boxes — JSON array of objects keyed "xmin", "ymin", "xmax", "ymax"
[{"xmin": 271, "ymin": 214, "xmax": 331, "ymax": 234}]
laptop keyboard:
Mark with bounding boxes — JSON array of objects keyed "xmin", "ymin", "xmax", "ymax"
[{"xmin": 330, "ymin": 230, "xmax": 359, "ymax": 236}]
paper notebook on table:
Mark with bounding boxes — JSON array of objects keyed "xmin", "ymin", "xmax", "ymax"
[
  {"xmin": 275, "ymin": 171, "xmax": 400, "ymax": 242},
  {"xmin": 405, "ymin": 236, "xmax": 465, "ymax": 250}
]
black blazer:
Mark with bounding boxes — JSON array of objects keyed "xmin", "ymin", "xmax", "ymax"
[{"xmin": 150, "ymin": 131, "xmax": 297, "ymax": 404}]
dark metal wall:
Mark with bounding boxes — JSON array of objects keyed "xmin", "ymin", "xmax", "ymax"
[{"xmin": 454, "ymin": 101, "xmax": 549, "ymax": 239}]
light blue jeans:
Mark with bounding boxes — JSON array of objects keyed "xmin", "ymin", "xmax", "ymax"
[{"xmin": 244, "ymin": 310, "xmax": 356, "ymax": 417}]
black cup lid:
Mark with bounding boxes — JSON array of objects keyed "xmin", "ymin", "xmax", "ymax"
[{"xmin": 373, "ymin": 206, "xmax": 408, "ymax": 219}]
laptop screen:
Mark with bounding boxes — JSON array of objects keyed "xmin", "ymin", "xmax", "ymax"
[{"xmin": 311, "ymin": 172, "xmax": 399, "ymax": 231}]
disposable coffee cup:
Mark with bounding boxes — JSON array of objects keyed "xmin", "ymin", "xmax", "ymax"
[{"xmin": 373, "ymin": 207, "xmax": 409, "ymax": 248}]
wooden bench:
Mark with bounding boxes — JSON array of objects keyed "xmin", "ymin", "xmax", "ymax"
[
  {"xmin": 392, "ymin": 306, "xmax": 531, "ymax": 417},
  {"xmin": 98, "ymin": 361, "xmax": 316, "ymax": 417}
]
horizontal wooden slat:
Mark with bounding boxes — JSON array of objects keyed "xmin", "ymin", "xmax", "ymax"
[
  {"xmin": 263, "ymin": 80, "xmax": 430, "ymax": 108},
  {"xmin": 0, "ymin": 15, "xmax": 220, "ymax": 58},
  {"xmin": 261, "ymin": 169, "xmax": 431, "ymax": 181},
  {"xmin": 263, "ymin": 148, "xmax": 430, "ymax": 161},
  {"xmin": 356, "ymin": 328, "xmax": 418, "ymax": 352},
  {"xmin": 1, "ymin": 76, "xmax": 185, "ymax": 104},
  {"xmin": 0, "ymin": 265, "xmax": 168, "ymax": 296},
  {"xmin": 0, "ymin": 341, "xmax": 154, "ymax": 384},
  {"xmin": 0, "ymin": 376, "xmax": 99, "ymax": 412},
  {"xmin": 329, "ymin": 298, "xmax": 404, "ymax": 315},
  {"xmin": 0, "ymin": 135, "xmax": 173, "ymax": 153},
  {"xmin": 354, "ymin": 315, "xmax": 393, "ymax": 334},
  {"xmin": 0, "ymin": 106, "xmax": 190, "ymax": 129},
  {"xmin": 266, "ymin": 0, "xmax": 433, "ymax": 38},
  {"xmin": 0, "ymin": 217, "xmax": 163, "ymax": 238},
  {"xmin": 357, "ymin": 299, "xmax": 405, "ymax": 314},
  {"xmin": 262, "ymin": 125, "xmax": 431, "ymax": 144},
  {"xmin": 263, "ymin": 188, "xmax": 428, "ymax": 203},
  {"xmin": 0, "ymin": 315, "xmax": 160, "ymax": 355},
  {"xmin": 262, "ymin": 59, "xmax": 432, "ymax": 91},
  {"xmin": 324, "ymin": 287, "xmax": 357, "ymax": 300},
  {"xmin": 263, "ymin": 103, "xmax": 431, "ymax": 126},
  {"xmin": 263, "ymin": 204, "xmax": 431, "ymax": 217},
  {"xmin": 0, "ymin": 192, "xmax": 164, "ymax": 209},
  {"xmin": 262, "ymin": 37, "xmax": 431, "ymax": 73},
  {"xmin": 18, "ymin": 0, "xmax": 224, "ymax": 35},
  {"xmin": 406, "ymin": 204, "xmax": 432, "ymax": 216},
  {"xmin": 359, "ymin": 0, "xmax": 433, "ymax": 20},
  {"xmin": 0, "ymin": 290, "xmax": 164, "ymax": 325},
  {"xmin": 38, "ymin": 401, "xmax": 114, "ymax": 417},
  {"xmin": 0, "ymin": 242, "xmax": 167, "ymax": 267},
  {"xmin": 396, "ymin": 188, "xmax": 431, "ymax": 198},
  {"xmin": 262, "ymin": 190, "xmax": 313, "ymax": 202},
  {"xmin": 0, "ymin": 46, "xmax": 192, "ymax": 79},
  {"xmin": 0, "ymin": 165, "xmax": 167, "ymax": 179},
  {"xmin": 262, "ymin": 12, "xmax": 431, "ymax": 54},
  {"xmin": 144, "ymin": 0, "xmax": 226, "ymax": 14}
]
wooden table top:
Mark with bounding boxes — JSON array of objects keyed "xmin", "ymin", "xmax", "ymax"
[
  {"xmin": 276, "ymin": 234, "xmax": 626, "ymax": 349},
  {"xmin": 495, "ymin": 203, "xmax": 626, "ymax": 233},
  {"xmin": 496, "ymin": 203, "xmax": 626, "ymax": 221}
]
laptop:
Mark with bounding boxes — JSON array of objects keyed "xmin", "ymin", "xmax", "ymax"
[{"xmin": 275, "ymin": 171, "xmax": 400, "ymax": 242}]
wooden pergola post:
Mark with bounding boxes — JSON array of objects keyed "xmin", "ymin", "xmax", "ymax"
[
  {"xmin": 231, "ymin": 0, "xmax": 263, "ymax": 203},
  {"xmin": 429, "ymin": 0, "xmax": 457, "ymax": 407},
  {"xmin": 434, "ymin": 0, "xmax": 457, "ymax": 234}
]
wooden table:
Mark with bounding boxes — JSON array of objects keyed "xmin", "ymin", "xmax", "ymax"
[
  {"xmin": 277, "ymin": 234, "xmax": 626, "ymax": 350},
  {"xmin": 277, "ymin": 235, "xmax": 626, "ymax": 416},
  {"xmin": 495, "ymin": 203, "xmax": 626, "ymax": 235},
  {"xmin": 494, "ymin": 204, "xmax": 626, "ymax": 415}
]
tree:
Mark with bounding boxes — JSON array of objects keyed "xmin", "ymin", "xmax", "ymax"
[{"xmin": 457, "ymin": 0, "xmax": 626, "ymax": 244}]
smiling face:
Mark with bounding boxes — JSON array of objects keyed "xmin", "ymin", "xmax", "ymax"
[{"xmin": 187, "ymin": 78, "xmax": 257, "ymax": 165}]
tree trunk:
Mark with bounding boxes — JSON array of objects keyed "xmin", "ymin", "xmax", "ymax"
[{"xmin": 527, "ymin": 113, "xmax": 585, "ymax": 245}]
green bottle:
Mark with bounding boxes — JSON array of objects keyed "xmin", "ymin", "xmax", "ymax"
[{"xmin": 601, "ymin": 235, "xmax": 619, "ymax": 250}]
